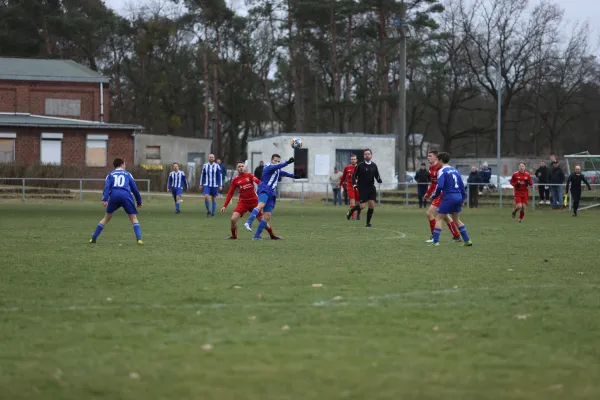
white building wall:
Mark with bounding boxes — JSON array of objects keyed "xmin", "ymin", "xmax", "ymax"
[
  {"xmin": 134, "ymin": 134, "xmax": 212, "ymax": 166},
  {"xmin": 247, "ymin": 134, "xmax": 396, "ymax": 192}
]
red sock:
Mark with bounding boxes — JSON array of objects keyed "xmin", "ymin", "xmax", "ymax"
[
  {"xmin": 520, "ymin": 210, "xmax": 525, "ymax": 220},
  {"xmin": 266, "ymin": 226, "xmax": 275, "ymax": 238},
  {"xmin": 231, "ymin": 227, "xmax": 237, "ymax": 239},
  {"xmin": 429, "ymin": 219, "xmax": 436, "ymax": 234},
  {"xmin": 447, "ymin": 221, "xmax": 459, "ymax": 238}
]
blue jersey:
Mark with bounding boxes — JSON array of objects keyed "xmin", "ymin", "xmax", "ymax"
[
  {"xmin": 257, "ymin": 161, "xmax": 295, "ymax": 196},
  {"xmin": 102, "ymin": 169, "xmax": 142, "ymax": 204},
  {"xmin": 432, "ymin": 166, "xmax": 465, "ymax": 201},
  {"xmin": 200, "ymin": 162, "xmax": 222, "ymax": 187},
  {"xmin": 168, "ymin": 171, "xmax": 188, "ymax": 189}
]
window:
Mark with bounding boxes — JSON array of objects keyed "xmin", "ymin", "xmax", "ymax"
[
  {"xmin": 0, "ymin": 133, "xmax": 16, "ymax": 163},
  {"xmin": 40, "ymin": 133, "xmax": 63, "ymax": 165},
  {"xmin": 145, "ymin": 146, "xmax": 161, "ymax": 165},
  {"xmin": 294, "ymin": 148, "xmax": 308, "ymax": 179},
  {"xmin": 335, "ymin": 149, "xmax": 364, "ymax": 171},
  {"xmin": 45, "ymin": 99, "xmax": 81, "ymax": 117},
  {"xmin": 86, "ymin": 134, "xmax": 108, "ymax": 167}
]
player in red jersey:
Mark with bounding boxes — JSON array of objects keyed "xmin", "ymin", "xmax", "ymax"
[
  {"xmin": 423, "ymin": 150, "xmax": 461, "ymax": 242},
  {"xmin": 510, "ymin": 162, "xmax": 534, "ymax": 223},
  {"xmin": 220, "ymin": 161, "xmax": 281, "ymax": 240},
  {"xmin": 340, "ymin": 154, "xmax": 361, "ymax": 220}
]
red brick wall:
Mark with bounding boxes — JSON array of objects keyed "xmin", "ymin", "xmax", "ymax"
[
  {"xmin": 0, "ymin": 81, "xmax": 110, "ymax": 122},
  {"xmin": 14, "ymin": 128, "xmax": 133, "ymax": 176}
]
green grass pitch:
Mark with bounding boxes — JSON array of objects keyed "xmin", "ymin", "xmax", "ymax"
[{"xmin": 1, "ymin": 198, "xmax": 599, "ymax": 400}]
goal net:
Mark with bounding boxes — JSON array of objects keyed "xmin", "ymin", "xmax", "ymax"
[{"xmin": 563, "ymin": 151, "xmax": 600, "ymax": 211}]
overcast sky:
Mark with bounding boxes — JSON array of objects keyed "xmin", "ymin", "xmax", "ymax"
[{"xmin": 102, "ymin": 0, "xmax": 600, "ymax": 44}]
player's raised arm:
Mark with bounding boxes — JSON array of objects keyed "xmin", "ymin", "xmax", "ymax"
[
  {"xmin": 279, "ymin": 170, "xmax": 295, "ymax": 179},
  {"xmin": 102, "ymin": 174, "xmax": 112, "ymax": 202},
  {"xmin": 252, "ymin": 175, "xmax": 261, "ymax": 185},
  {"xmin": 129, "ymin": 175, "xmax": 143, "ymax": 206},
  {"xmin": 264, "ymin": 158, "xmax": 294, "ymax": 173}
]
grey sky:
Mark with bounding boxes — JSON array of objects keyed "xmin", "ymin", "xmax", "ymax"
[{"xmin": 103, "ymin": 0, "xmax": 600, "ymax": 43}]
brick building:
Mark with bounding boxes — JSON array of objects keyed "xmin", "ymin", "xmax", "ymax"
[{"xmin": 0, "ymin": 57, "xmax": 142, "ymax": 175}]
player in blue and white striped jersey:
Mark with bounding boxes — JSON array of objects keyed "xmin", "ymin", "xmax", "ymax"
[
  {"xmin": 244, "ymin": 153, "xmax": 295, "ymax": 240},
  {"xmin": 167, "ymin": 163, "xmax": 188, "ymax": 214},
  {"xmin": 199, "ymin": 154, "xmax": 223, "ymax": 217}
]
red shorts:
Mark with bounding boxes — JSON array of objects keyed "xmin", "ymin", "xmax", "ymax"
[
  {"xmin": 347, "ymin": 187, "xmax": 360, "ymax": 201},
  {"xmin": 431, "ymin": 194, "xmax": 443, "ymax": 208},
  {"xmin": 234, "ymin": 201, "xmax": 262, "ymax": 217},
  {"xmin": 514, "ymin": 193, "xmax": 528, "ymax": 205}
]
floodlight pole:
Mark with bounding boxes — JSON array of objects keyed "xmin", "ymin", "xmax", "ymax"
[
  {"xmin": 396, "ymin": 2, "xmax": 407, "ymax": 187},
  {"xmin": 496, "ymin": 65, "xmax": 502, "ymax": 208}
]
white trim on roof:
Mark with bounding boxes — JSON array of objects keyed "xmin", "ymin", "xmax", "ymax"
[
  {"xmin": 41, "ymin": 133, "xmax": 63, "ymax": 140},
  {"xmin": 0, "ymin": 133, "xmax": 16, "ymax": 138},
  {"xmin": 87, "ymin": 134, "xmax": 109, "ymax": 141}
]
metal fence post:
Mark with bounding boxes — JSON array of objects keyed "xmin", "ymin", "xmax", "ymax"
[
  {"xmin": 378, "ymin": 183, "xmax": 381, "ymax": 205},
  {"xmin": 326, "ymin": 184, "xmax": 329, "ymax": 204},
  {"xmin": 146, "ymin": 179, "xmax": 150, "ymax": 201},
  {"xmin": 79, "ymin": 179, "xmax": 83, "ymax": 200},
  {"xmin": 301, "ymin": 182, "xmax": 304, "ymax": 203},
  {"xmin": 21, "ymin": 178, "xmax": 25, "ymax": 201},
  {"xmin": 467, "ymin": 183, "xmax": 470, "ymax": 208},
  {"xmin": 405, "ymin": 181, "xmax": 409, "ymax": 207}
]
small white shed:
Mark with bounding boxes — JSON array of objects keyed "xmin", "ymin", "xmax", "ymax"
[{"xmin": 246, "ymin": 133, "xmax": 396, "ymax": 192}]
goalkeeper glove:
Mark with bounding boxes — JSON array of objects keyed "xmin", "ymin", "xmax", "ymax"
[
  {"xmin": 376, "ymin": 178, "xmax": 382, "ymax": 184},
  {"xmin": 287, "ymin": 157, "xmax": 295, "ymax": 164}
]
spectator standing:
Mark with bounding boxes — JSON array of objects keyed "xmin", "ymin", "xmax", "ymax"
[
  {"xmin": 467, "ymin": 166, "xmax": 481, "ymax": 208},
  {"xmin": 535, "ymin": 161, "xmax": 550, "ymax": 204},
  {"xmin": 329, "ymin": 167, "xmax": 343, "ymax": 205},
  {"xmin": 549, "ymin": 160, "xmax": 565, "ymax": 209},
  {"xmin": 478, "ymin": 162, "xmax": 492, "ymax": 193},
  {"xmin": 254, "ymin": 161, "xmax": 264, "ymax": 179},
  {"xmin": 414, "ymin": 162, "xmax": 430, "ymax": 208}
]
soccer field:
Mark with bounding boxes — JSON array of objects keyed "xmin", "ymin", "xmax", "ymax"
[{"xmin": 1, "ymin": 199, "xmax": 599, "ymax": 400}]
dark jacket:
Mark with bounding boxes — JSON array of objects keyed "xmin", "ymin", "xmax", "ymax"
[
  {"xmin": 253, "ymin": 165, "xmax": 264, "ymax": 179},
  {"xmin": 467, "ymin": 171, "xmax": 482, "ymax": 190},
  {"xmin": 479, "ymin": 168, "xmax": 491, "ymax": 184},
  {"xmin": 415, "ymin": 168, "xmax": 430, "ymax": 182},
  {"xmin": 549, "ymin": 165, "xmax": 565, "ymax": 184},
  {"xmin": 566, "ymin": 172, "xmax": 591, "ymax": 192},
  {"xmin": 535, "ymin": 166, "xmax": 549, "ymax": 183}
]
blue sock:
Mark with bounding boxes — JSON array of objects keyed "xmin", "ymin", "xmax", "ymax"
[
  {"xmin": 433, "ymin": 227, "xmax": 442, "ymax": 244},
  {"xmin": 175, "ymin": 201, "xmax": 180, "ymax": 212},
  {"xmin": 253, "ymin": 220, "xmax": 268, "ymax": 239},
  {"xmin": 133, "ymin": 223, "xmax": 142, "ymax": 240},
  {"xmin": 459, "ymin": 225, "xmax": 470, "ymax": 242},
  {"xmin": 246, "ymin": 208, "xmax": 260, "ymax": 227},
  {"xmin": 212, "ymin": 201, "xmax": 216, "ymax": 214},
  {"xmin": 92, "ymin": 223, "xmax": 104, "ymax": 239},
  {"xmin": 204, "ymin": 200, "xmax": 210, "ymax": 212}
]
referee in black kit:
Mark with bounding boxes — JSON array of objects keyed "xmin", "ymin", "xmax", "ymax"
[{"xmin": 346, "ymin": 149, "xmax": 382, "ymax": 227}]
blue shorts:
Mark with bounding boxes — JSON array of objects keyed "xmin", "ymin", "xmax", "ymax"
[
  {"xmin": 258, "ymin": 191, "xmax": 276, "ymax": 213},
  {"xmin": 437, "ymin": 195, "xmax": 463, "ymax": 215},
  {"xmin": 171, "ymin": 187, "xmax": 183, "ymax": 199},
  {"xmin": 106, "ymin": 194, "xmax": 138, "ymax": 215},
  {"xmin": 203, "ymin": 186, "xmax": 219, "ymax": 197}
]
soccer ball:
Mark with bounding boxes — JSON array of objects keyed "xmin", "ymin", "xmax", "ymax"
[{"xmin": 291, "ymin": 137, "xmax": 303, "ymax": 149}]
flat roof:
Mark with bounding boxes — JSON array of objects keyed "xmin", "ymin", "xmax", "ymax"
[
  {"xmin": 0, "ymin": 113, "xmax": 143, "ymax": 131},
  {"xmin": 0, "ymin": 57, "xmax": 109, "ymax": 83},
  {"xmin": 247, "ymin": 133, "xmax": 395, "ymax": 142}
]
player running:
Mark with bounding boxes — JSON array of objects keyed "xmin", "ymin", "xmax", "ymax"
[
  {"xmin": 89, "ymin": 157, "xmax": 143, "ymax": 245},
  {"xmin": 220, "ymin": 161, "xmax": 281, "ymax": 240},
  {"xmin": 199, "ymin": 154, "xmax": 222, "ymax": 217},
  {"xmin": 167, "ymin": 162, "xmax": 188, "ymax": 214},
  {"xmin": 340, "ymin": 154, "xmax": 361, "ymax": 220},
  {"xmin": 244, "ymin": 154, "xmax": 295, "ymax": 240},
  {"xmin": 423, "ymin": 150, "xmax": 461, "ymax": 243},
  {"xmin": 510, "ymin": 162, "xmax": 534, "ymax": 223},
  {"xmin": 346, "ymin": 149, "xmax": 382, "ymax": 227},
  {"xmin": 430, "ymin": 152, "xmax": 472, "ymax": 247}
]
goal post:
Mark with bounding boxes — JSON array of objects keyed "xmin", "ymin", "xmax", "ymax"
[{"xmin": 563, "ymin": 151, "xmax": 600, "ymax": 211}]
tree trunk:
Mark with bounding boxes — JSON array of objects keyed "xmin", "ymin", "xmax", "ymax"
[
  {"xmin": 378, "ymin": 8, "xmax": 388, "ymax": 135},
  {"xmin": 203, "ymin": 25, "xmax": 210, "ymax": 139},
  {"xmin": 343, "ymin": 14, "xmax": 353, "ymax": 133},
  {"xmin": 330, "ymin": 3, "xmax": 341, "ymax": 133},
  {"xmin": 213, "ymin": 28, "xmax": 221, "ymax": 157}
]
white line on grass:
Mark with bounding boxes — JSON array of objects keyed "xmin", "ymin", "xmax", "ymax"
[{"xmin": 4, "ymin": 283, "xmax": 584, "ymax": 313}]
